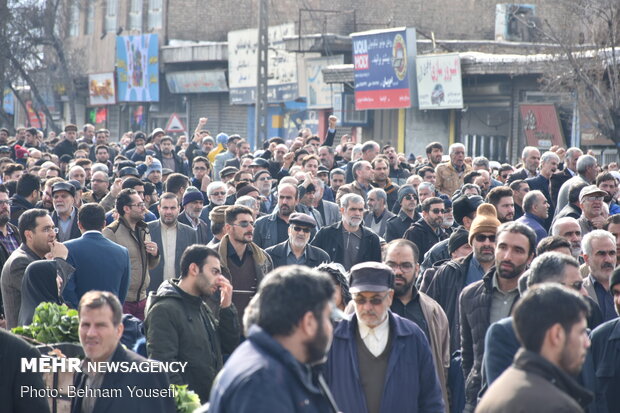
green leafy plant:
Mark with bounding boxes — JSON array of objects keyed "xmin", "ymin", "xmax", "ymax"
[
  {"xmin": 172, "ymin": 384, "xmax": 201, "ymax": 413},
  {"xmin": 12, "ymin": 302, "xmax": 79, "ymax": 344}
]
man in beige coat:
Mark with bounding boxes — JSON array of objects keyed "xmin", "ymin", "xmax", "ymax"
[
  {"xmin": 385, "ymin": 239, "xmax": 450, "ymax": 412},
  {"xmin": 103, "ymin": 188, "xmax": 159, "ymax": 320}
]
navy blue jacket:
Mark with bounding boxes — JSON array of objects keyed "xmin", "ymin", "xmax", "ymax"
[
  {"xmin": 64, "ymin": 231, "xmax": 131, "ymax": 307},
  {"xmin": 208, "ymin": 326, "xmax": 337, "ymax": 413},
  {"xmin": 325, "ymin": 312, "xmax": 445, "ymax": 413},
  {"xmin": 590, "ymin": 318, "xmax": 620, "ymax": 413}
]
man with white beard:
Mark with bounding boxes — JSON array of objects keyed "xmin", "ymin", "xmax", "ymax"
[
  {"xmin": 312, "ymin": 193, "xmax": 382, "ymax": 271},
  {"xmin": 551, "ymin": 217, "xmax": 583, "ymax": 260},
  {"xmin": 178, "ymin": 187, "xmax": 211, "ymax": 243},
  {"xmin": 265, "ymin": 213, "xmax": 330, "ymax": 269}
]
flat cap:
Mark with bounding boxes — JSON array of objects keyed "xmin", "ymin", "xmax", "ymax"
[
  {"xmin": 119, "ymin": 167, "xmax": 140, "ymax": 178},
  {"xmin": 579, "ymin": 185, "xmax": 607, "ymax": 202},
  {"xmin": 68, "ymin": 180, "xmax": 83, "ymax": 192},
  {"xmin": 288, "ymin": 212, "xmax": 317, "ymax": 227},
  {"xmin": 250, "ymin": 158, "xmax": 269, "ymax": 168},
  {"xmin": 220, "ymin": 166, "xmax": 239, "ymax": 178},
  {"xmin": 453, "ymin": 194, "xmax": 484, "ymax": 225},
  {"xmin": 64, "ymin": 124, "xmax": 78, "ymax": 132},
  {"xmin": 52, "ymin": 182, "xmax": 76, "ymax": 197},
  {"xmin": 349, "ymin": 262, "xmax": 395, "ymax": 293}
]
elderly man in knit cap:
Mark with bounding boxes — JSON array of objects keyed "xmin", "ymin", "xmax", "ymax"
[
  {"xmin": 385, "ymin": 185, "xmax": 420, "ymax": 242},
  {"xmin": 178, "ymin": 187, "xmax": 211, "ymax": 243},
  {"xmin": 590, "ymin": 267, "xmax": 620, "ymax": 411},
  {"xmin": 424, "ymin": 204, "xmax": 501, "ymax": 354}
]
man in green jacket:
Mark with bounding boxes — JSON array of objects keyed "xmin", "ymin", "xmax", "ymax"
[{"xmin": 144, "ymin": 245, "xmax": 240, "ymax": 403}]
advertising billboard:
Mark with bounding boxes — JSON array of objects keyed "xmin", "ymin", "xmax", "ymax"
[
  {"xmin": 416, "ymin": 54, "xmax": 463, "ymax": 110},
  {"xmin": 116, "ymin": 34, "xmax": 159, "ymax": 102},
  {"xmin": 88, "ymin": 73, "xmax": 116, "ymax": 106},
  {"xmin": 351, "ymin": 27, "xmax": 417, "ymax": 110}
]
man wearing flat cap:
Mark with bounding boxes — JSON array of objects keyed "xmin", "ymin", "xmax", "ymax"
[
  {"xmin": 53, "ymin": 124, "xmax": 79, "ymax": 158},
  {"xmin": 214, "ymin": 135, "xmax": 241, "ymax": 180},
  {"xmin": 385, "ymin": 185, "xmax": 420, "ymax": 242},
  {"xmin": 265, "ymin": 212, "xmax": 330, "ymax": 269},
  {"xmin": 51, "ymin": 181, "xmax": 81, "ymax": 242},
  {"xmin": 325, "ymin": 261, "xmax": 444, "ymax": 413},
  {"xmin": 577, "ymin": 185, "xmax": 608, "ymax": 237}
]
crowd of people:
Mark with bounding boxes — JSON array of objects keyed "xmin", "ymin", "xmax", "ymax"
[{"xmin": 1, "ymin": 115, "xmax": 619, "ymax": 413}]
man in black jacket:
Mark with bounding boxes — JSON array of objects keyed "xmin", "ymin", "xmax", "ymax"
[
  {"xmin": 385, "ymin": 185, "xmax": 420, "ymax": 242},
  {"xmin": 459, "ymin": 221, "xmax": 535, "ymax": 412},
  {"xmin": 404, "ymin": 197, "xmax": 448, "ymax": 263},
  {"xmin": 265, "ymin": 213, "xmax": 329, "ymax": 269},
  {"xmin": 424, "ymin": 203, "xmax": 500, "ymax": 353},
  {"xmin": 312, "ymin": 193, "xmax": 381, "ymax": 271}
]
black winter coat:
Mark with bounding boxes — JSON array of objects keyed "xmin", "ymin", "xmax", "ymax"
[
  {"xmin": 311, "ymin": 221, "xmax": 382, "ymax": 270},
  {"xmin": 459, "ymin": 270, "xmax": 519, "ymax": 411},
  {"xmin": 404, "ymin": 218, "xmax": 448, "ymax": 263}
]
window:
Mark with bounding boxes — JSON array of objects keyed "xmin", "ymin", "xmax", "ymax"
[
  {"xmin": 148, "ymin": 0, "xmax": 162, "ymax": 30},
  {"xmin": 85, "ymin": 0, "xmax": 95, "ymax": 35},
  {"xmin": 105, "ymin": 0, "xmax": 118, "ymax": 33},
  {"xmin": 68, "ymin": 0, "xmax": 79, "ymax": 37},
  {"xmin": 128, "ymin": 0, "xmax": 143, "ymax": 31},
  {"xmin": 344, "ymin": 93, "xmax": 368, "ymax": 124}
]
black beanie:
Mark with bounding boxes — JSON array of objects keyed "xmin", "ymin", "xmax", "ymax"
[{"xmin": 448, "ymin": 228, "xmax": 470, "ymax": 255}]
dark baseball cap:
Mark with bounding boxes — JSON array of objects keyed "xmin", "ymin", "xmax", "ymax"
[{"xmin": 349, "ymin": 262, "xmax": 395, "ymax": 293}]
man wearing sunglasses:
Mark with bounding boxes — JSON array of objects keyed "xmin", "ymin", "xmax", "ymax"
[
  {"xmin": 265, "ymin": 212, "xmax": 329, "ymax": 269},
  {"xmin": 404, "ymin": 197, "xmax": 449, "ymax": 264},
  {"xmin": 424, "ymin": 202, "xmax": 500, "ymax": 354},
  {"xmin": 325, "ymin": 262, "xmax": 444, "ymax": 413}
]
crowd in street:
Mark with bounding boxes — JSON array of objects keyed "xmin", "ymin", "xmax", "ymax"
[{"xmin": 1, "ymin": 115, "xmax": 619, "ymax": 413}]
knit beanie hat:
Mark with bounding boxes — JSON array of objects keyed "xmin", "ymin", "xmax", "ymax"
[
  {"xmin": 611, "ymin": 266, "xmax": 620, "ymax": 290},
  {"xmin": 145, "ymin": 158, "xmax": 162, "ymax": 177},
  {"xmin": 468, "ymin": 203, "xmax": 501, "ymax": 245},
  {"xmin": 236, "ymin": 184, "xmax": 259, "ymax": 198},
  {"xmin": 182, "ymin": 186, "xmax": 204, "ymax": 206},
  {"xmin": 397, "ymin": 185, "xmax": 417, "ymax": 203},
  {"xmin": 449, "ymin": 228, "xmax": 470, "ymax": 254}
]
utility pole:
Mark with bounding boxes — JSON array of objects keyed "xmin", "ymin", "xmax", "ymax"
[{"xmin": 254, "ymin": 0, "xmax": 269, "ymax": 148}]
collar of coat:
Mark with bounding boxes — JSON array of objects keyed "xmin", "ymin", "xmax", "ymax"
[
  {"xmin": 218, "ymin": 234, "xmax": 269, "ymax": 269},
  {"xmin": 513, "ymin": 348, "xmax": 593, "ymax": 408}
]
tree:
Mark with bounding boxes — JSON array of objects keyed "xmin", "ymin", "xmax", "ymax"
[
  {"xmin": 0, "ymin": 0, "xmax": 83, "ymax": 132},
  {"xmin": 532, "ymin": 0, "xmax": 620, "ymax": 147}
]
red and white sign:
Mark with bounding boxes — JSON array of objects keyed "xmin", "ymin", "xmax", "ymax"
[
  {"xmin": 165, "ymin": 113, "xmax": 186, "ymax": 133},
  {"xmin": 519, "ymin": 104, "xmax": 565, "ymax": 149}
]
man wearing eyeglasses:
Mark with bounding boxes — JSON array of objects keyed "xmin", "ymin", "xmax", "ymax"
[
  {"xmin": 577, "ymin": 185, "xmax": 608, "ymax": 237},
  {"xmin": 265, "ymin": 212, "xmax": 329, "ymax": 269},
  {"xmin": 385, "ymin": 185, "xmax": 420, "ymax": 242},
  {"xmin": 404, "ymin": 197, "xmax": 449, "ymax": 264},
  {"xmin": 424, "ymin": 203, "xmax": 499, "ymax": 354},
  {"xmin": 103, "ymin": 188, "xmax": 160, "ymax": 320},
  {"xmin": 211, "ymin": 205, "xmax": 273, "ymax": 327},
  {"xmin": 325, "ymin": 262, "xmax": 445, "ymax": 413},
  {"xmin": 385, "ymin": 239, "xmax": 451, "ymax": 412},
  {"xmin": 1, "ymin": 208, "xmax": 73, "ymax": 329}
]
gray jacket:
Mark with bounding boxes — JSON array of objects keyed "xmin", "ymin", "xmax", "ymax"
[
  {"xmin": 147, "ymin": 220, "xmax": 198, "ymax": 292},
  {"xmin": 0, "ymin": 244, "xmax": 74, "ymax": 329},
  {"xmin": 363, "ymin": 209, "xmax": 394, "ymax": 238}
]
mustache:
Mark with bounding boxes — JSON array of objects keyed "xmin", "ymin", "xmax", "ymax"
[{"xmin": 602, "ymin": 262, "xmax": 614, "ymax": 269}]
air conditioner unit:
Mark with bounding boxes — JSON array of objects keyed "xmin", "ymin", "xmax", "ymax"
[{"xmin": 495, "ymin": 4, "xmax": 537, "ymax": 42}]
